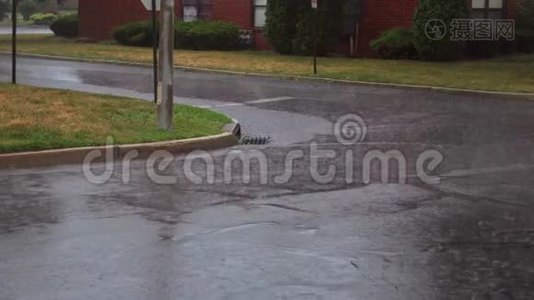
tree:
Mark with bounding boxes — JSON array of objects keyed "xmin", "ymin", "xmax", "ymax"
[
  {"xmin": 266, "ymin": 0, "xmax": 357, "ymax": 56},
  {"xmin": 518, "ymin": 0, "xmax": 534, "ymax": 31},
  {"xmin": 413, "ymin": 0, "xmax": 467, "ymax": 61},
  {"xmin": 517, "ymin": 0, "xmax": 534, "ymax": 53},
  {"xmin": 19, "ymin": 0, "xmax": 39, "ymax": 20},
  {"xmin": 264, "ymin": 0, "xmax": 301, "ymax": 54},
  {"xmin": 0, "ymin": 0, "xmax": 10, "ymax": 22},
  {"xmin": 292, "ymin": 0, "xmax": 348, "ymax": 55}
]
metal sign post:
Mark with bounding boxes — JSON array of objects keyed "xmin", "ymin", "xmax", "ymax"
[
  {"xmin": 157, "ymin": 0, "xmax": 174, "ymax": 130},
  {"xmin": 141, "ymin": 0, "xmax": 160, "ymax": 103},
  {"xmin": 311, "ymin": 0, "xmax": 318, "ymax": 75},
  {"xmin": 12, "ymin": 0, "xmax": 17, "ymax": 84}
]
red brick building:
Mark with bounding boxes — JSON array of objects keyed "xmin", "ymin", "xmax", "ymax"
[
  {"xmin": 78, "ymin": 0, "xmax": 523, "ymax": 56},
  {"xmin": 358, "ymin": 0, "xmax": 522, "ymax": 54}
]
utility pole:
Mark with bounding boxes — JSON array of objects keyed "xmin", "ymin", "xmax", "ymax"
[
  {"xmin": 151, "ymin": 0, "xmax": 158, "ymax": 103},
  {"xmin": 157, "ymin": 0, "xmax": 174, "ymax": 130},
  {"xmin": 12, "ymin": 0, "xmax": 17, "ymax": 84}
]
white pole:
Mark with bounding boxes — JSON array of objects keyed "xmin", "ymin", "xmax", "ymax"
[{"xmin": 157, "ymin": 0, "xmax": 174, "ymax": 130}]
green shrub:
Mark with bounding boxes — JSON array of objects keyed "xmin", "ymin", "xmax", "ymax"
[
  {"xmin": 413, "ymin": 0, "xmax": 467, "ymax": 61},
  {"xmin": 174, "ymin": 21, "xmax": 240, "ymax": 50},
  {"xmin": 114, "ymin": 20, "xmax": 240, "ymax": 50},
  {"xmin": 50, "ymin": 14, "xmax": 78, "ymax": 38},
  {"xmin": 30, "ymin": 13, "xmax": 59, "ymax": 26},
  {"xmin": 113, "ymin": 21, "xmax": 155, "ymax": 47},
  {"xmin": 370, "ymin": 27, "xmax": 417, "ymax": 59}
]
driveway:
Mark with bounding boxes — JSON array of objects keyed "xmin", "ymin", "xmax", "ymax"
[{"xmin": 0, "ymin": 55, "xmax": 533, "ymax": 299}]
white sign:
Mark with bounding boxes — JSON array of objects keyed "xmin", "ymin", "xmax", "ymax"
[
  {"xmin": 140, "ymin": 0, "xmax": 161, "ymax": 11},
  {"xmin": 183, "ymin": 6, "xmax": 198, "ymax": 22},
  {"xmin": 311, "ymin": 0, "xmax": 318, "ymax": 9}
]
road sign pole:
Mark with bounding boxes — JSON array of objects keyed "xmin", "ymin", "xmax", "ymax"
[
  {"xmin": 152, "ymin": 0, "xmax": 158, "ymax": 103},
  {"xmin": 157, "ymin": 0, "xmax": 174, "ymax": 130},
  {"xmin": 311, "ymin": 0, "xmax": 318, "ymax": 75},
  {"xmin": 313, "ymin": 23, "xmax": 317, "ymax": 75},
  {"xmin": 12, "ymin": 0, "xmax": 17, "ymax": 84}
]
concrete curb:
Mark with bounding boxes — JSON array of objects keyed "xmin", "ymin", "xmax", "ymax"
[
  {"xmin": 2, "ymin": 52, "xmax": 534, "ymax": 99},
  {"xmin": 0, "ymin": 121, "xmax": 240, "ymax": 170}
]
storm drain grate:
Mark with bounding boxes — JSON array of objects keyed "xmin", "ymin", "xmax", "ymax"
[{"xmin": 239, "ymin": 135, "xmax": 272, "ymax": 145}]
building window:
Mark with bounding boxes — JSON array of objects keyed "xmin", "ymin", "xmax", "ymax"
[
  {"xmin": 471, "ymin": 0, "xmax": 504, "ymax": 19},
  {"xmin": 254, "ymin": 0, "xmax": 267, "ymax": 28},
  {"xmin": 183, "ymin": 0, "xmax": 212, "ymax": 22}
]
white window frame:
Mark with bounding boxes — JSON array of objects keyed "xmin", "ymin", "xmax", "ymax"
[
  {"xmin": 471, "ymin": 0, "xmax": 505, "ymax": 19},
  {"xmin": 254, "ymin": 0, "xmax": 267, "ymax": 28},
  {"xmin": 183, "ymin": 0, "xmax": 212, "ymax": 22}
]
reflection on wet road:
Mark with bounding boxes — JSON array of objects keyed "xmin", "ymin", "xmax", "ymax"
[
  {"xmin": 0, "ymin": 26, "xmax": 53, "ymax": 35},
  {"xmin": 0, "ymin": 56, "xmax": 534, "ymax": 299}
]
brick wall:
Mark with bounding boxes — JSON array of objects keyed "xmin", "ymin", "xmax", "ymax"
[
  {"xmin": 357, "ymin": 0, "xmax": 419, "ymax": 55},
  {"xmin": 356, "ymin": 0, "xmax": 524, "ymax": 56},
  {"xmin": 79, "ymin": 0, "xmax": 524, "ymax": 55},
  {"xmin": 211, "ymin": 0, "xmax": 272, "ymax": 50},
  {"xmin": 213, "ymin": 0, "xmax": 252, "ymax": 29},
  {"xmin": 79, "ymin": 0, "xmax": 183, "ymax": 40},
  {"xmin": 79, "ymin": 0, "xmax": 264, "ymax": 48}
]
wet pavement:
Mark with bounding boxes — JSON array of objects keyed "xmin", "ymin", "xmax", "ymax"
[
  {"xmin": 1, "ymin": 55, "xmax": 534, "ymax": 299},
  {"xmin": 0, "ymin": 25, "xmax": 53, "ymax": 35}
]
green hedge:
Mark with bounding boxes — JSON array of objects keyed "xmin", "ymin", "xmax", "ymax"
[
  {"xmin": 113, "ymin": 21, "xmax": 154, "ymax": 47},
  {"xmin": 50, "ymin": 14, "xmax": 78, "ymax": 38},
  {"xmin": 113, "ymin": 20, "xmax": 240, "ymax": 51},
  {"xmin": 370, "ymin": 27, "xmax": 417, "ymax": 59},
  {"xmin": 175, "ymin": 21, "xmax": 240, "ymax": 50},
  {"xmin": 30, "ymin": 13, "xmax": 59, "ymax": 26}
]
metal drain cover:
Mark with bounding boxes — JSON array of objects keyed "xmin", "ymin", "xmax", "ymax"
[{"xmin": 239, "ymin": 135, "xmax": 272, "ymax": 145}]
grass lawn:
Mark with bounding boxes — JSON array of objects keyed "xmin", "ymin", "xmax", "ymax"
[
  {"xmin": 1, "ymin": 35, "xmax": 534, "ymax": 93},
  {"xmin": 0, "ymin": 83, "xmax": 231, "ymax": 153}
]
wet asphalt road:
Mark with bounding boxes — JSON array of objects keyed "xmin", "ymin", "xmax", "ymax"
[
  {"xmin": 0, "ymin": 25, "xmax": 53, "ymax": 35},
  {"xmin": 1, "ymin": 55, "xmax": 534, "ymax": 299}
]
